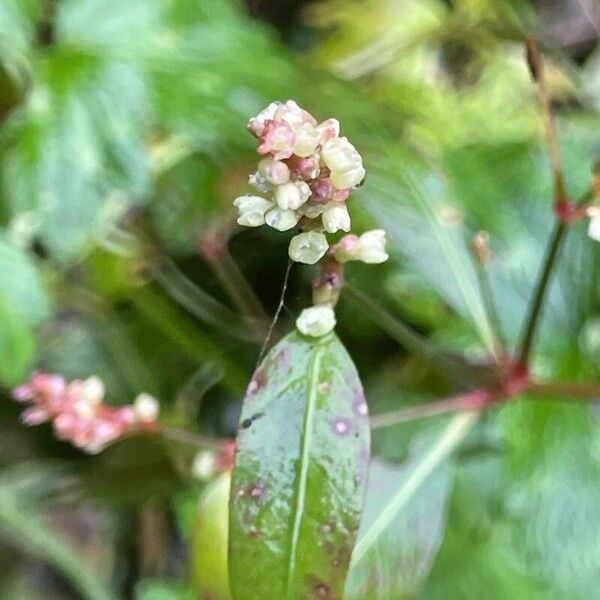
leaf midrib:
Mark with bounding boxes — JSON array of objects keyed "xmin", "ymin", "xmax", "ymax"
[{"xmin": 285, "ymin": 339, "xmax": 325, "ymax": 599}]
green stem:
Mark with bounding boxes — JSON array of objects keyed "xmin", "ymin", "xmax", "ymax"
[{"xmin": 517, "ymin": 222, "xmax": 567, "ymax": 365}]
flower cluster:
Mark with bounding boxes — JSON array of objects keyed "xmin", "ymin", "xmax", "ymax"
[
  {"xmin": 13, "ymin": 373, "xmax": 160, "ymax": 454},
  {"xmin": 234, "ymin": 100, "xmax": 389, "ymax": 338},
  {"xmin": 234, "ymin": 100, "xmax": 368, "ymax": 262}
]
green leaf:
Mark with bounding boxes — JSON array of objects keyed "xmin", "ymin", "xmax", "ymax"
[
  {"xmin": 0, "ymin": 239, "xmax": 50, "ymax": 326},
  {"xmin": 229, "ymin": 331, "xmax": 370, "ymax": 600},
  {"xmin": 345, "ymin": 454, "xmax": 452, "ymax": 599},
  {"xmin": 0, "ymin": 294, "xmax": 35, "ymax": 385}
]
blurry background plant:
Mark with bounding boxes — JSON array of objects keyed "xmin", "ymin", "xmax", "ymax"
[{"xmin": 1, "ymin": 0, "xmax": 600, "ymax": 598}]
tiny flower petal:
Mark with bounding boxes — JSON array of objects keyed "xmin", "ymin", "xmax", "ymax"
[
  {"xmin": 316, "ymin": 118, "xmax": 340, "ymax": 143},
  {"xmin": 358, "ymin": 229, "xmax": 389, "ymax": 263},
  {"xmin": 589, "ymin": 216, "xmax": 600, "ymax": 241},
  {"xmin": 81, "ymin": 376, "xmax": 105, "ymax": 405},
  {"xmin": 234, "ymin": 195, "xmax": 273, "ymax": 227},
  {"xmin": 258, "ymin": 157, "xmax": 290, "ymax": 185},
  {"xmin": 298, "ymin": 202, "xmax": 328, "ymax": 219},
  {"xmin": 258, "ymin": 119, "xmax": 295, "ymax": 159},
  {"xmin": 288, "ymin": 231, "xmax": 329, "ymax": 264},
  {"xmin": 322, "ymin": 203, "xmax": 351, "ymax": 233},
  {"xmin": 332, "ymin": 234, "xmax": 361, "ymax": 263},
  {"xmin": 134, "ymin": 393, "xmax": 160, "ymax": 422},
  {"xmin": 296, "ymin": 305, "xmax": 336, "ymax": 337},
  {"xmin": 330, "ymin": 165, "xmax": 366, "ymax": 189},
  {"xmin": 192, "ymin": 450, "xmax": 217, "ymax": 480},
  {"xmin": 321, "ymin": 136, "xmax": 362, "ymax": 173},
  {"xmin": 247, "ymin": 101, "xmax": 281, "ymax": 137},
  {"xmin": 265, "ymin": 207, "xmax": 300, "ymax": 231},
  {"xmin": 293, "ymin": 123, "xmax": 320, "ymax": 158},
  {"xmin": 274, "ymin": 181, "xmax": 311, "ymax": 210}
]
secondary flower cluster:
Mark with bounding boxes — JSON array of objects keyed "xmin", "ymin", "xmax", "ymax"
[
  {"xmin": 234, "ymin": 100, "xmax": 389, "ymax": 338},
  {"xmin": 13, "ymin": 373, "xmax": 160, "ymax": 454}
]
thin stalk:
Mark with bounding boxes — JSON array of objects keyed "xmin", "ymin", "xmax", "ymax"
[
  {"xmin": 203, "ymin": 244, "xmax": 269, "ymax": 334},
  {"xmin": 370, "ymin": 389, "xmax": 489, "ymax": 430},
  {"xmin": 518, "ymin": 222, "xmax": 567, "ymax": 364},
  {"xmin": 161, "ymin": 426, "xmax": 224, "ymax": 449},
  {"xmin": 528, "ymin": 380, "xmax": 600, "ymax": 399},
  {"xmin": 371, "ymin": 378, "xmax": 600, "ymax": 430}
]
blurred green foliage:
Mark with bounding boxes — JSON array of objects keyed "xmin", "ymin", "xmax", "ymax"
[{"xmin": 1, "ymin": 0, "xmax": 600, "ymax": 598}]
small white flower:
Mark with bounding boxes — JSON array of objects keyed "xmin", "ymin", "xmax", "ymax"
[
  {"xmin": 293, "ymin": 123, "xmax": 320, "ymax": 158},
  {"xmin": 298, "ymin": 202, "xmax": 327, "ymax": 219},
  {"xmin": 322, "ymin": 203, "xmax": 351, "ymax": 233},
  {"xmin": 265, "ymin": 207, "xmax": 300, "ymax": 231},
  {"xmin": 316, "ymin": 118, "xmax": 340, "ymax": 143},
  {"xmin": 258, "ymin": 157, "xmax": 290, "ymax": 185},
  {"xmin": 296, "ymin": 304, "xmax": 336, "ymax": 337},
  {"xmin": 192, "ymin": 450, "xmax": 217, "ymax": 480},
  {"xmin": 321, "ymin": 136, "xmax": 361, "ymax": 171},
  {"xmin": 288, "ymin": 231, "xmax": 329, "ymax": 264},
  {"xmin": 587, "ymin": 206, "xmax": 600, "ymax": 241},
  {"xmin": 81, "ymin": 376, "xmax": 105, "ymax": 406},
  {"xmin": 274, "ymin": 99, "xmax": 317, "ymax": 128},
  {"xmin": 589, "ymin": 217, "xmax": 600, "ymax": 241},
  {"xmin": 334, "ymin": 229, "xmax": 388, "ymax": 264},
  {"xmin": 358, "ymin": 229, "xmax": 389, "ymax": 263},
  {"xmin": 274, "ymin": 181, "xmax": 311, "ymax": 211},
  {"xmin": 234, "ymin": 195, "xmax": 274, "ymax": 227},
  {"xmin": 247, "ymin": 101, "xmax": 281, "ymax": 137},
  {"xmin": 321, "ymin": 136, "xmax": 365, "ymax": 189},
  {"xmin": 248, "ymin": 171, "xmax": 272, "ymax": 193},
  {"xmin": 134, "ymin": 393, "xmax": 160, "ymax": 422},
  {"xmin": 330, "ymin": 165, "xmax": 366, "ymax": 189}
]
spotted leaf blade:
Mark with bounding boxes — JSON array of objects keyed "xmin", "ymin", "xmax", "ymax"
[{"xmin": 229, "ymin": 331, "xmax": 370, "ymax": 600}]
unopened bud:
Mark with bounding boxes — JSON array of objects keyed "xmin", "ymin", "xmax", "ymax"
[
  {"xmin": 472, "ymin": 231, "xmax": 490, "ymax": 265},
  {"xmin": 134, "ymin": 393, "xmax": 160, "ymax": 423},
  {"xmin": 296, "ymin": 304, "xmax": 336, "ymax": 338}
]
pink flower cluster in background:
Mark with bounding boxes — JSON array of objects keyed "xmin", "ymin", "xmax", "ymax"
[{"xmin": 13, "ymin": 373, "xmax": 160, "ymax": 454}]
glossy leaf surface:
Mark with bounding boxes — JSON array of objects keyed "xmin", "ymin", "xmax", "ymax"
[{"xmin": 229, "ymin": 331, "xmax": 370, "ymax": 600}]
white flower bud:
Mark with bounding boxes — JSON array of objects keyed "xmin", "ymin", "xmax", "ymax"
[
  {"xmin": 274, "ymin": 100, "xmax": 317, "ymax": 128},
  {"xmin": 134, "ymin": 393, "xmax": 160, "ymax": 422},
  {"xmin": 265, "ymin": 207, "xmax": 300, "ymax": 231},
  {"xmin": 296, "ymin": 304, "xmax": 336, "ymax": 337},
  {"xmin": 293, "ymin": 123, "xmax": 320, "ymax": 158},
  {"xmin": 248, "ymin": 171, "xmax": 271, "ymax": 193},
  {"xmin": 247, "ymin": 101, "xmax": 281, "ymax": 137},
  {"xmin": 258, "ymin": 157, "xmax": 290, "ymax": 185},
  {"xmin": 334, "ymin": 229, "xmax": 388, "ymax": 264},
  {"xmin": 274, "ymin": 181, "xmax": 311, "ymax": 211},
  {"xmin": 234, "ymin": 195, "xmax": 273, "ymax": 227},
  {"xmin": 589, "ymin": 216, "xmax": 600, "ymax": 241},
  {"xmin": 316, "ymin": 118, "xmax": 340, "ymax": 143},
  {"xmin": 81, "ymin": 376, "xmax": 105, "ymax": 405},
  {"xmin": 298, "ymin": 202, "xmax": 328, "ymax": 219},
  {"xmin": 192, "ymin": 450, "xmax": 217, "ymax": 480},
  {"xmin": 321, "ymin": 137, "xmax": 362, "ymax": 173},
  {"xmin": 330, "ymin": 165, "xmax": 366, "ymax": 189},
  {"xmin": 357, "ymin": 229, "xmax": 389, "ymax": 263},
  {"xmin": 288, "ymin": 232, "xmax": 329, "ymax": 264},
  {"xmin": 321, "ymin": 203, "xmax": 351, "ymax": 233}
]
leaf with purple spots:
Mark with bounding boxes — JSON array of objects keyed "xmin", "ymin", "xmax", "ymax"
[{"xmin": 229, "ymin": 331, "xmax": 370, "ymax": 600}]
